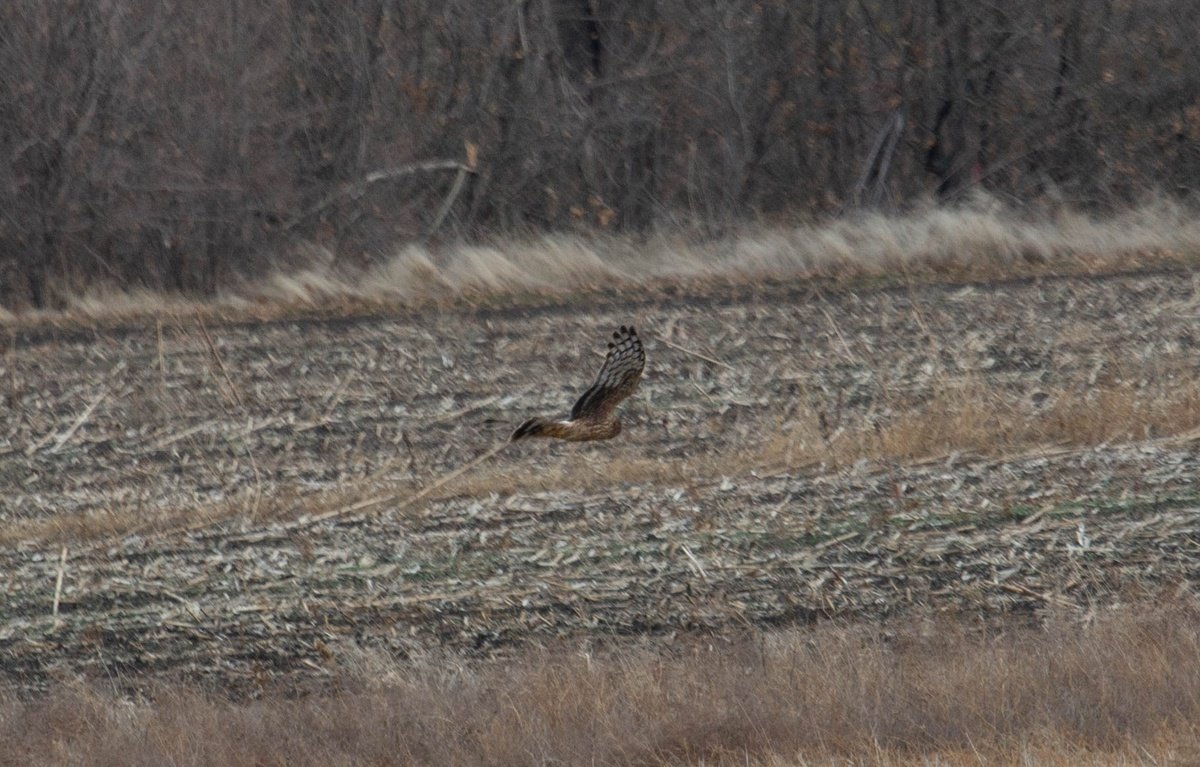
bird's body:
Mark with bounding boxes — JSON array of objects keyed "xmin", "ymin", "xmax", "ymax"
[
  {"xmin": 511, "ymin": 325, "xmax": 645, "ymax": 442},
  {"xmin": 510, "ymin": 415, "xmax": 622, "ymax": 442}
]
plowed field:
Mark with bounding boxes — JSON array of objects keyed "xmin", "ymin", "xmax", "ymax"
[{"xmin": 4, "ymin": 270, "xmax": 1200, "ymax": 696}]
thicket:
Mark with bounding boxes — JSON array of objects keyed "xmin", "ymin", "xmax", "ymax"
[{"xmin": 2, "ymin": 0, "xmax": 1198, "ymax": 307}]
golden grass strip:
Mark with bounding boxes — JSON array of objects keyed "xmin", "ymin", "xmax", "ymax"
[
  {"xmin": 4, "ymin": 604, "xmax": 1199, "ymax": 766},
  {"xmin": 7, "ymin": 197, "xmax": 1200, "ymax": 326}
]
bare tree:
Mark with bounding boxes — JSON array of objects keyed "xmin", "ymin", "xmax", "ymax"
[{"xmin": 0, "ymin": 0, "xmax": 1196, "ymax": 307}]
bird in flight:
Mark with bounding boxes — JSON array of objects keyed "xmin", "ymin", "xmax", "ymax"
[{"xmin": 511, "ymin": 325, "xmax": 645, "ymax": 442}]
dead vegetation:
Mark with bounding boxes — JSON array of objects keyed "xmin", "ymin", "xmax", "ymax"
[
  {"xmin": 7, "ymin": 198, "xmax": 1200, "ymax": 326},
  {"xmin": 7, "ymin": 265, "xmax": 1200, "ymax": 548},
  {"xmin": 4, "ymin": 255, "xmax": 1200, "ymax": 764},
  {"xmin": 8, "ymin": 0, "xmax": 1200, "ymax": 310},
  {"xmin": 5, "ymin": 265, "xmax": 1200, "ymax": 698},
  {"xmin": 3, "ymin": 605, "xmax": 1200, "ymax": 766}
]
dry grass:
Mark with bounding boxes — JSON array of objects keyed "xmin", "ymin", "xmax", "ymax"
[
  {"xmin": 6, "ymin": 367, "xmax": 1200, "ymax": 551},
  {"xmin": 11, "ymin": 196, "xmax": 1200, "ymax": 325},
  {"xmin": 6, "ymin": 252, "xmax": 1200, "ymax": 764},
  {"xmin": 776, "ymin": 374, "xmax": 1200, "ymax": 467},
  {"xmin": 3, "ymin": 604, "xmax": 1199, "ymax": 766},
  {"xmin": 440, "ymin": 373, "xmax": 1200, "ymax": 512}
]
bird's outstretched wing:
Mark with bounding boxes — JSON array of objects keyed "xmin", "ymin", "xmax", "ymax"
[{"xmin": 568, "ymin": 325, "xmax": 645, "ymax": 422}]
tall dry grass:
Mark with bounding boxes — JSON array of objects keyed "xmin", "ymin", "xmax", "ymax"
[
  {"xmin": 19, "ymin": 196, "xmax": 1200, "ymax": 325},
  {"xmin": 246, "ymin": 196, "xmax": 1200, "ymax": 305},
  {"xmin": 3, "ymin": 604, "xmax": 1198, "ymax": 766}
]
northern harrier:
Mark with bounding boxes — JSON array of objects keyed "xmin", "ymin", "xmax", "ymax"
[{"xmin": 511, "ymin": 325, "xmax": 645, "ymax": 442}]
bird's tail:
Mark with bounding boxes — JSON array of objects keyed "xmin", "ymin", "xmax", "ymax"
[{"xmin": 511, "ymin": 416, "xmax": 553, "ymax": 441}]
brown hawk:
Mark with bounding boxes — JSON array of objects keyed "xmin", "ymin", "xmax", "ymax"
[{"xmin": 511, "ymin": 325, "xmax": 645, "ymax": 442}]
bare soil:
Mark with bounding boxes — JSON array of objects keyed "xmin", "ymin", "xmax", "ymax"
[{"xmin": 3, "ymin": 269, "xmax": 1200, "ymax": 698}]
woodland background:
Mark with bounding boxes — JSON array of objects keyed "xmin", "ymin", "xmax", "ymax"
[{"xmin": 2, "ymin": 0, "xmax": 1198, "ymax": 307}]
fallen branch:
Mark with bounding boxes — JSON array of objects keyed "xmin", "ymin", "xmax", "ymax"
[
  {"xmin": 284, "ymin": 441, "xmax": 508, "ymax": 532},
  {"xmin": 285, "ymin": 157, "xmax": 478, "ymax": 232},
  {"xmin": 658, "ymin": 336, "xmax": 733, "ymax": 370},
  {"xmin": 426, "ymin": 164, "xmax": 472, "ymax": 238},
  {"xmin": 52, "ymin": 546, "xmax": 68, "ymax": 617},
  {"xmin": 48, "ymin": 386, "xmax": 111, "ymax": 454},
  {"xmin": 681, "ymin": 544, "xmax": 709, "ymax": 581},
  {"xmin": 998, "ymin": 581, "xmax": 1074, "ymax": 607},
  {"xmin": 847, "ymin": 109, "xmax": 904, "ymax": 210},
  {"xmin": 195, "ymin": 314, "xmax": 244, "ymax": 409},
  {"xmin": 27, "ymin": 362, "xmax": 125, "ymax": 455}
]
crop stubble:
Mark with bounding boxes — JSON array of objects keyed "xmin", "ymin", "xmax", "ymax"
[{"xmin": 3, "ymin": 270, "xmax": 1200, "ymax": 696}]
